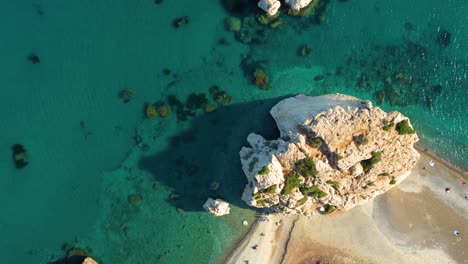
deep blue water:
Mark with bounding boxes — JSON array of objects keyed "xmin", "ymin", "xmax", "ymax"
[{"xmin": 0, "ymin": 0, "xmax": 466, "ymax": 263}]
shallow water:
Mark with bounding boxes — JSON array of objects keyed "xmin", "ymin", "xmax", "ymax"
[{"xmin": 0, "ymin": 0, "xmax": 466, "ymax": 263}]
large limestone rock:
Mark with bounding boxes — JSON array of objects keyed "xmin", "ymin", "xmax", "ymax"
[
  {"xmin": 240, "ymin": 94, "xmax": 420, "ymax": 215},
  {"xmin": 258, "ymin": 0, "xmax": 281, "ymax": 16},
  {"xmin": 203, "ymin": 198, "xmax": 231, "ymax": 216}
]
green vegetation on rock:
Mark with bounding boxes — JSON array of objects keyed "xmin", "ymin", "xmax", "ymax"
[
  {"xmin": 322, "ymin": 204, "xmax": 336, "ymax": 215},
  {"xmin": 326, "ymin": 180, "xmax": 340, "ymax": 188},
  {"xmin": 361, "ymin": 151, "xmax": 382, "ymax": 173},
  {"xmin": 281, "ymin": 172, "xmax": 301, "ymax": 195},
  {"xmin": 253, "ymin": 184, "xmax": 278, "ymax": 199},
  {"xmin": 335, "ymin": 153, "xmax": 344, "ymax": 161},
  {"xmin": 297, "ymin": 196, "xmax": 308, "ymax": 205},
  {"xmin": 307, "ymin": 137, "xmax": 322, "ymax": 148},
  {"xmin": 264, "ymin": 184, "xmax": 277, "ymax": 194},
  {"xmin": 353, "ymin": 134, "xmax": 369, "ymax": 146},
  {"xmin": 382, "ymin": 123, "xmax": 394, "ymax": 131},
  {"xmin": 258, "ymin": 165, "xmax": 270, "ymax": 175},
  {"xmin": 295, "ymin": 157, "xmax": 317, "ymax": 178},
  {"xmin": 389, "ymin": 176, "xmax": 397, "ymax": 185},
  {"xmin": 395, "ymin": 119, "xmax": 416, "ymax": 135},
  {"xmin": 252, "ymin": 192, "xmax": 261, "ymax": 199},
  {"xmin": 378, "ymin": 172, "xmax": 390, "ymax": 177},
  {"xmin": 300, "ymin": 185, "xmax": 327, "ymax": 198}
]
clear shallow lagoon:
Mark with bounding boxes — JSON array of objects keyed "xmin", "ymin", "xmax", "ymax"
[{"xmin": 0, "ymin": 0, "xmax": 466, "ymax": 263}]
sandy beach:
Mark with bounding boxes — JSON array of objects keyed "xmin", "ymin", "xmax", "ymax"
[{"xmin": 224, "ymin": 149, "xmax": 468, "ymax": 264}]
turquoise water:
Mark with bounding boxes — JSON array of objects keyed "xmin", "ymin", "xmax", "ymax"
[{"xmin": 0, "ymin": 0, "xmax": 466, "ymax": 263}]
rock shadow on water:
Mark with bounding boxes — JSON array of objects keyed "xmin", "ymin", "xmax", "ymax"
[{"xmin": 139, "ymin": 97, "xmax": 291, "ymax": 212}]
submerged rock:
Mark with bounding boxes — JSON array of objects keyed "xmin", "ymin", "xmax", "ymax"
[
  {"xmin": 436, "ymin": 29, "xmax": 452, "ymax": 48},
  {"xmin": 118, "ymin": 89, "xmax": 134, "ymax": 103},
  {"xmin": 203, "ymin": 198, "xmax": 231, "ymax": 216},
  {"xmin": 173, "ymin": 16, "xmax": 189, "ymax": 28},
  {"xmin": 225, "ymin": 17, "xmax": 242, "ymax": 32},
  {"xmin": 239, "ymin": 94, "xmax": 419, "ymax": 215},
  {"xmin": 12, "ymin": 144, "xmax": 28, "ymax": 168},
  {"xmin": 27, "ymin": 53, "xmax": 40, "ymax": 64}
]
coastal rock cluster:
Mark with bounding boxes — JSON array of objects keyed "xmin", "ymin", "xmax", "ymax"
[
  {"xmin": 239, "ymin": 94, "xmax": 420, "ymax": 215},
  {"xmin": 258, "ymin": 0, "xmax": 314, "ymax": 16}
]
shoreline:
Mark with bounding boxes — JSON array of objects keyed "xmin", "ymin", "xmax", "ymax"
[
  {"xmin": 223, "ymin": 149, "xmax": 467, "ymax": 264},
  {"xmin": 414, "ymin": 144, "xmax": 468, "ymax": 179},
  {"xmin": 219, "ymin": 215, "xmax": 260, "ymax": 264}
]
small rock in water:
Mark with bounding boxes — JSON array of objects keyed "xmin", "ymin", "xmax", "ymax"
[
  {"xmin": 27, "ymin": 53, "xmax": 40, "ymax": 64},
  {"xmin": 12, "ymin": 144, "xmax": 28, "ymax": 168},
  {"xmin": 118, "ymin": 88, "xmax": 134, "ymax": 103},
  {"xmin": 152, "ymin": 183, "xmax": 159, "ymax": 190},
  {"xmin": 154, "ymin": 0, "xmax": 163, "ymax": 5},
  {"xmin": 313, "ymin": 75, "xmax": 324, "ymax": 81},
  {"xmin": 403, "ymin": 22, "xmax": 415, "ymax": 31},
  {"xmin": 225, "ymin": 17, "xmax": 241, "ymax": 32},
  {"xmin": 173, "ymin": 16, "xmax": 189, "ymax": 28},
  {"xmin": 436, "ymin": 29, "xmax": 451, "ymax": 48},
  {"xmin": 299, "ymin": 45, "xmax": 312, "ymax": 57},
  {"xmin": 203, "ymin": 198, "xmax": 230, "ymax": 216},
  {"xmin": 432, "ymin": 84, "xmax": 442, "ymax": 94},
  {"xmin": 162, "ymin": 68, "xmax": 171, "ymax": 75},
  {"xmin": 128, "ymin": 194, "xmax": 142, "ymax": 205},
  {"xmin": 209, "ymin": 181, "xmax": 220, "ymax": 191},
  {"xmin": 61, "ymin": 243, "xmax": 72, "ymax": 252},
  {"xmin": 140, "ymin": 143, "xmax": 150, "ymax": 152}
]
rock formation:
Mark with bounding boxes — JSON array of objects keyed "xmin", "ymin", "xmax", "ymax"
[
  {"xmin": 203, "ymin": 198, "xmax": 231, "ymax": 216},
  {"xmin": 239, "ymin": 94, "xmax": 419, "ymax": 215},
  {"xmin": 284, "ymin": 0, "xmax": 314, "ymax": 11},
  {"xmin": 258, "ymin": 0, "xmax": 281, "ymax": 16},
  {"xmin": 257, "ymin": 0, "xmax": 314, "ymax": 15},
  {"xmin": 82, "ymin": 257, "xmax": 99, "ymax": 264}
]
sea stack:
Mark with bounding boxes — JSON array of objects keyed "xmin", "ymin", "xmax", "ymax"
[{"xmin": 239, "ymin": 94, "xmax": 420, "ymax": 215}]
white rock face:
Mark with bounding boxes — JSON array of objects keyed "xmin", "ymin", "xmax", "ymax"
[
  {"xmin": 285, "ymin": 0, "xmax": 314, "ymax": 11},
  {"xmin": 203, "ymin": 198, "xmax": 231, "ymax": 216},
  {"xmin": 258, "ymin": 0, "xmax": 281, "ymax": 16},
  {"xmin": 82, "ymin": 257, "xmax": 98, "ymax": 264},
  {"xmin": 240, "ymin": 94, "xmax": 420, "ymax": 215}
]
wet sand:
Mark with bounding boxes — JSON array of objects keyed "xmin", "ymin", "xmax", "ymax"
[{"xmin": 225, "ymin": 150, "xmax": 468, "ymax": 264}]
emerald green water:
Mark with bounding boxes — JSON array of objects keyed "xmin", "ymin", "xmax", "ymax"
[{"xmin": 0, "ymin": 0, "xmax": 466, "ymax": 263}]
